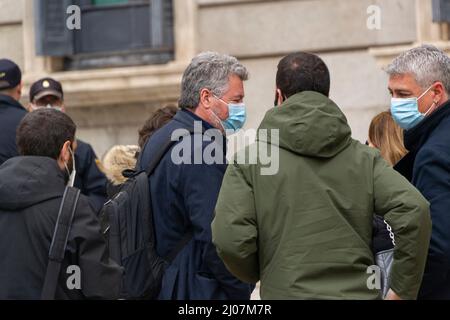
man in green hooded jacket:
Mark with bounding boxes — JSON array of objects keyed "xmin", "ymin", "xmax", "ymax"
[{"xmin": 212, "ymin": 52, "xmax": 432, "ymax": 300}]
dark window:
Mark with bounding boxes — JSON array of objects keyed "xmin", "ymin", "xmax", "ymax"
[
  {"xmin": 432, "ymin": 0, "xmax": 450, "ymax": 23},
  {"xmin": 35, "ymin": 0, "xmax": 175, "ymax": 70}
]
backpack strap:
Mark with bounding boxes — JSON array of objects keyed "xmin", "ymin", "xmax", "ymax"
[{"xmin": 41, "ymin": 186, "xmax": 81, "ymax": 300}]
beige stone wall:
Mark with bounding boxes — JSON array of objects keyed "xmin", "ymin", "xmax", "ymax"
[
  {"xmin": 19, "ymin": 0, "xmax": 196, "ymax": 158},
  {"xmin": 0, "ymin": 0, "xmax": 24, "ymax": 70},
  {"xmin": 232, "ymin": 50, "xmax": 392, "ymax": 151},
  {"xmin": 197, "ymin": 0, "xmax": 416, "ymax": 54},
  {"xmin": 3, "ymin": 0, "xmax": 449, "ymax": 158},
  {"xmin": 197, "ymin": 0, "xmax": 416, "ymax": 150}
]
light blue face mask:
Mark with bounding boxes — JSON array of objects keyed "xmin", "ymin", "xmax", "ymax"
[
  {"xmin": 213, "ymin": 96, "xmax": 246, "ymax": 134},
  {"xmin": 390, "ymin": 85, "xmax": 434, "ymax": 130},
  {"xmin": 222, "ymin": 103, "xmax": 246, "ymax": 131}
]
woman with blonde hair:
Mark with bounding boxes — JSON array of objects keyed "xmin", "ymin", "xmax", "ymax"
[
  {"xmin": 368, "ymin": 110, "xmax": 409, "ymax": 299},
  {"xmin": 368, "ymin": 110, "xmax": 408, "ymax": 166},
  {"xmin": 101, "ymin": 145, "xmax": 140, "ymax": 197}
]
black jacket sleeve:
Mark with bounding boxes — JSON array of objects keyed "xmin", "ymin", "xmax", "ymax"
[
  {"xmin": 68, "ymin": 196, "xmax": 123, "ymax": 299},
  {"xmin": 413, "ymin": 145, "xmax": 450, "ymax": 297}
]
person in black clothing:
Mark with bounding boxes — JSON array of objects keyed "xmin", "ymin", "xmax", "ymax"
[
  {"xmin": 28, "ymin": 77, "xmax": 108, "ymax": 213},
  {"xmin": 0, "ymin": 59, "xmax": 27, "ymax": 166},
  {"xmin": 0, "ymin": 109, "xmax": 122, "ymax": 299}
]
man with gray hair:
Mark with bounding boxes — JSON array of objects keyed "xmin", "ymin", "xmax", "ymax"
[
  {"xmin": 388, "ymin": 44, "xmax": 450, "ymax": 299},
  {"xmin": 137, "ymin": 52, "xmax": 253, "ymax": 299}
]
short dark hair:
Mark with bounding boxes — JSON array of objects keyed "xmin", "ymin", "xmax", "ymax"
[
  {"xmin": 276, "ymin": 52, "xmax": 330, "ymax": 98},
  {"xmin": 17, "ymin": 109, "xmax": 76, "ymax": 159},
  {"xmin": 138, "ymin": 105, "xmax": 178, "ymax": 148}
]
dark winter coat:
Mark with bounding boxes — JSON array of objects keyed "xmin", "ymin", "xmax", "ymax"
[
  {"xmin": 395, "ymin": 99, "xmax": 450, "ymax": 299},
  {"xmin": 138, "ymin": 109, "xmax": 253, "ymax": 300},
  {"xmin": 0, "ymin": 156, "xmax": 123, "ymax": 299}
]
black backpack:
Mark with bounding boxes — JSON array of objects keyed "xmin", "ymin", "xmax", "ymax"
[{"xmin": 101, "ymin": 134, "xmax": 193, "ymax": 300}]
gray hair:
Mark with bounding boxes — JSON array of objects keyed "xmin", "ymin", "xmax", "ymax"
[
  {"xmin": 178, "ymin": 52, "xmax": 249, "ymax": 109},
  {"xmin": 385, "ymin": 44, "xmax": 450, "ymax": 92}
]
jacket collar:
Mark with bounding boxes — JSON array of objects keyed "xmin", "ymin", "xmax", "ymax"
[
  {"xmin": 403, "ymin": 99, "xmax": 450, "ymax": 153},
  {"xmin": 0, "ymin": 94, "xmax": 26, "ymax": 111},
  {"xmin": 394, "ymin": 99, "xmax": 450, "ymax": 181},
  {"xmin": 173, "ymin": 109, "xmax": 227, "ymax": 154},
  {"xmin": 174, "ymin": 108, "xmax": 216, "ymax": 132}
]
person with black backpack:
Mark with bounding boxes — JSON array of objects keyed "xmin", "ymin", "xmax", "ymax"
[
  {"xmin": 131, "ymin": 52, "xmax": 254, "ymax": 300},
  {"xmin": 0, "ymin": 109, "xmax": 123, "ymax": 300}
]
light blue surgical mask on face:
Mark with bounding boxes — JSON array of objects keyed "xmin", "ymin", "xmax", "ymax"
[
  {"xmin": 212, "ymin": 96, "xmax": 247, "ymax": 134},
  {"xmin": 390, "ymin": 85, "xmax": 434, "ymax": 130}
]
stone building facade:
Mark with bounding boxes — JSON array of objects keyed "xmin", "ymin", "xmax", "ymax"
[{"xmin": 1, "ymin": 0, "xmax": 449, "ymax": 158}]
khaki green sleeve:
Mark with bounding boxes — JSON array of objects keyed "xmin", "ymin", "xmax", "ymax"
[
  {"xmin": 212, "ymin": 162, "xmax": 259, "ymax": 284},
  {"xmin": 373, "ymin": 155, "xmax": 432, "ymax": 300}
]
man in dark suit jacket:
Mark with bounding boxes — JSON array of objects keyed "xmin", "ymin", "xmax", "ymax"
[
  {"xmin": 389, "ymin": 45, "xmax": 450, "ymax": 299},
  {"xmin": 0, "ymin": 59, "xmax": 27, "ymax": 166}
]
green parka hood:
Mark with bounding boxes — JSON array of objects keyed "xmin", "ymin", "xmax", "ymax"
[{"xmin": 258, "ymin": 91, "xmax": 352, "ymax": 158}]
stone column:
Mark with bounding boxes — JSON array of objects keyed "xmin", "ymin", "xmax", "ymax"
[
  {"xmin": 370, "ymin": 0, "xmax": 450, "ymax": 67},
  {"xmin": 416, "ymin": 0, "xmax": 449, "ymax": 43},
  {"xmin": 22, "ymin": 0, "xmax": 60, "ymax": 77},
  {"xmin": 174, "ymin": 0, "xmax": 198, "ymax": 63}
]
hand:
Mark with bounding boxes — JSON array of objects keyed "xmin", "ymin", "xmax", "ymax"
[{"xmin": 384, "ymin": 289, "xmax": 402, "ymax": 300}]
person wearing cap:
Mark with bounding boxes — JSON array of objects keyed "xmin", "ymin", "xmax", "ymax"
[
  {"xmin": 0, "ymin": 59, "xmax": 27, "ymax": 166},
  {"xmin": 28, "ymin": 77, "xmax": 65, "ymax": 112},
  {"xmin": 28, "ymin": 77, "xmax": 108, "ymax": 213}
]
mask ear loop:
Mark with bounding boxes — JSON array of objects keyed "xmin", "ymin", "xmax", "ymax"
[
  {"xmin": 423, "ymin": 100, "xmax": 439, "ymax": 117},
  {"xmin": 211, "ymin": 95, "xmax": 227, "ymax": 133},
  {"xmin": 210, "ymin": 109, "xmax": 226, "ymax": 132},
  {"xmin": 419, "ymin": 84, "xmax": 438, "ymax": 117},
  {"xmin": 66, "ymin": 145, "xmax": 76, "ymax": 187},
  {"xmin": 68, "ymin": 146, "xmax": 75, "ymax": 166},
  {"xmin": 64, "ymin": 161, "xmax": 71, "ymax": 178},
  {"xmin": 417, "ymin": 84, "xmax": 434, "ymax": 101}
]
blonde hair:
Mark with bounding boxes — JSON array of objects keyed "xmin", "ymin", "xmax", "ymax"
[
  {"xmin": 102, "ymin": 145, "xmax": 140, "ymax": 185},
  {"xmin": 368, "ymin": 111, "xmax": 408, "ymax": 166}
]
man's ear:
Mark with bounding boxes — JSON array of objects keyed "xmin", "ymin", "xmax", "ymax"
[
  {"xmin": 16, "ymin": 81, "xmax": 23, "ymax": 99},
  {"xmin": 59, "ymin": 140, "xmax": 72, "ymax": 163},
  {"xmin": 276, "ymin": 89, "xmax": 284, "ymax": 106},
  {"xmin": 56, "ymin": 140, "xmax": 72, "ymax": 171},
  {"xmin": 61, "ymin": 103, "xmax": 66, "ymax": 113},
  {"xmin": 199, "ymin": 88, "xmax": 213, "ymax": 110},
  {"xmin": 433, "ymin": 82, "xmax": 446, "ymax": 105}
]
